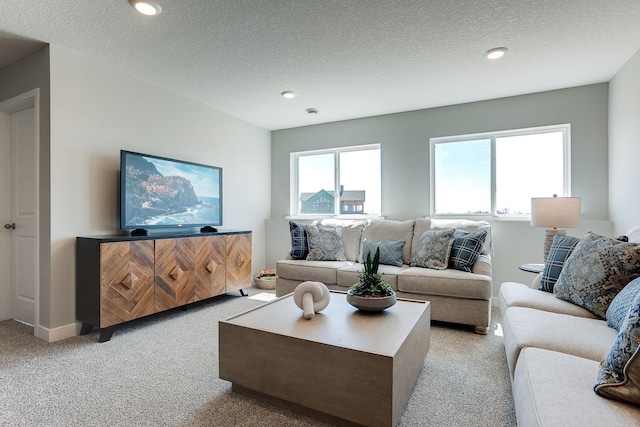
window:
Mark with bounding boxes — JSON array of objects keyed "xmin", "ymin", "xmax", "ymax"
[
  {"xmin": 291, "ymin": 145, "xmax": 381, "ymax": 216},
  {"xmin": 431, "ymin": 124, "xmax": 570, "ymax": 217}
]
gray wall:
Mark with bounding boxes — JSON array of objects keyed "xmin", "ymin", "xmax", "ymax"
[
  {"xmin": 0, "ymin": 46, "xmax": 51, "ymax": 330},
  {"xmin": 269, "ymin": 84, "xmax": 612, "ymax": 300},
  {"xmin": 16, "ymin": 45, "xmax": 270, "ymax": 340},
  {"xmin": 609, "ymin": 48, "xmax": 640, "ymax": 235}
]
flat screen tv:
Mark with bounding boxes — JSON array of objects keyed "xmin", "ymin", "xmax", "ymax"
[{"xmin": 120, "ymin": 150, "xmax": 222, "ymax": 235}]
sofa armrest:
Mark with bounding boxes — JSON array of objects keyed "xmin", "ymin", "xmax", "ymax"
[
  {"xmin": 472, "ymin": 254, "xmax": 492, "ymax": 277},
  {"xmin": 531, "ymin": 272, "xmax": 543, "ymax": 289}
]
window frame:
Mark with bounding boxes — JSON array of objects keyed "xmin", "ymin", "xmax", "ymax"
[
  {"xmin": 289, "ymin": 143, "xmax": 381, "ymax": 218},
  {"xmin": 429, "ymin": 124, "xmax": 571, "ymax": 218}
]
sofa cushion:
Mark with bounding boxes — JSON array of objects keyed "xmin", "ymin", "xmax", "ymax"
[
  {"xmin": 554, "ymin": 232, "xmax": 640, "ymax": 319},
  {"xmin": 315, "ymin": 219, "xmax": 367, "ymax": 261},
  {"xmin": 596, "ymin": 290, "xmax": 640, "ymax": 405},
  {"xmin": 304, "ymin": 224, "xmax": 347, "ymax": 261},
  {"xmin": 337, "ymin": 263, "xmax": 406, "ymax": 290},
  {"xmin": 411, "ymin": 228, "xmax": 455, "ymax": 270},
  {"xmin": 502, "ymin": 306, "xmax": 617, "ymax": 378},
  {"xmin": 361, "ymin": 219, "xmax": 415, "ymax": 265},
  {"xmin": 398, "ymin": 267, "xmax": 492, "ymax": 300},
  {"xmin": 607, "ymin": 277, "xmax": 640, "ymax": 330},
  {"xmin": 539, "ymin": 234, "xmax": 580, "ymax": 292},
  {"xmin": 499, "ymin": 281, "xmax": 598, "ymax": 319},
  {"xmin": 276, "ymin": 259, "xmax": 353, "ymax": 285},
  {"xmin": 430, "ymin": 218, "xmax": 492, "ymax": 255},
  {"xmin": 359, "ymin": 238, "xmax": 405, "ymax": 267},
  {"xmin": 448, "ymin": 229, "xmax": 487, "ymax": 272},
  {"xmin": 514, "ymin": 348, "xmax": 640, "ymax": 427},
  {"xmin": 288, "ymin": 221, "xmax": 309, "ymax": 260}
]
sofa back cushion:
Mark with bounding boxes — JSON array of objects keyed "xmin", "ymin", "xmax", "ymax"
[{"xmin": 361, "ymin": 219, "xmax": 415, "ymax": 265}]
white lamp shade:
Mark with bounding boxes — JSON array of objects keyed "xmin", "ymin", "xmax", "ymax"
[{"xmin": 531, "ymin": 197, "xmax": 581, "ymax": 228}]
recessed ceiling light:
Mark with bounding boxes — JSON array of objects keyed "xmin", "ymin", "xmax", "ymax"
[
  {"xmin": 129, "ymin": 0, "xmax": 162, "ymax": 16},
  {"xmin": 306, "ymin": 108, "xmax": 319, "ymax": 115},
  {"xmin": 281, "ymin": 91, "xmax": 297, "ymax": 99},
  {"xmin": 486, "ymin": 47, "xmax": 508, "ymax": 59}
]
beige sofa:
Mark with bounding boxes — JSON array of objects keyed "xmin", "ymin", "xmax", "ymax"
[
  {"xmin": 500, "ymin": 227, "xmax": 640, "ymax": 426},
  {"xmin": 276, "ymin": 218, "xmax": 493, "ymax": 333}
]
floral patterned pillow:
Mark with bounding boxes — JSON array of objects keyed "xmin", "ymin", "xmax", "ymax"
[
  {"xmin": 411, "ymin": 228, "xmax": 455, "ymax": 270},
  {"xmin": 304, "ymin": 225, "xmax": 346, "ymax": 261},
  {"xmin": 595, "ymin": 290, "xmax": 640, "ymax": 405},
  {"xmin": 554, "ymin": 232, "xmax": 640, "ymax": 319}
]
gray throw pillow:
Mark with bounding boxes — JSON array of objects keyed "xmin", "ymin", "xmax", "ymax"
[
  {"xmin": 304, "ymin": 224, "xmax": 347, "ymax": 261},
  {"xmin": 554, "ymin": 232, "xmax": 640, "ymax": 319},
  {"xmin": 360, "ymin": 239, "xmax": 406, "ymax": 267},
  {"xmin": 411, "ymin": 228, "xmax": 455, "ymax": 270}
]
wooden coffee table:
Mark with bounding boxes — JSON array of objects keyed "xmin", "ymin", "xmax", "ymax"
[{"xmin": 219, "ymin": 291, "xmax": 430, "ymax": 426}]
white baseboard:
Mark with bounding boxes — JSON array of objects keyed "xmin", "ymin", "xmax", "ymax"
[{"xmin": 35, "ymin": 321, "xmax": 81, "ymax": 342}]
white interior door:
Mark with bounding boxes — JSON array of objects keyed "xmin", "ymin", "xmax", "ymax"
[
  {"xmin": 0, "ymin": 111, "xmax": 10, "ymax": 320},
  {"xmin": 9, "ymin": 107, "xmax": 37, "ymax": 325}
]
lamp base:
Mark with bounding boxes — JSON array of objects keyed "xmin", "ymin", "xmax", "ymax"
[{"xmin": 543, "ymin": 228, "xmax": 566, "ymax": 261}]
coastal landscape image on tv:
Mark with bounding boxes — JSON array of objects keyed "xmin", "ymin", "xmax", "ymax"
[{"xmin": 121, "ymin": 150, "xmax": 222, "ymax": 230}]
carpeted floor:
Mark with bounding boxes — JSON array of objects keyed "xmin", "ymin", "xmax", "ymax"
[{"xmin": 0, "ymin": 287, "xmax": 516, "ymax": 426}]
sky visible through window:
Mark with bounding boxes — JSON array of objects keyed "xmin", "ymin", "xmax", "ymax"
[{"xmin": 434, "ymin": 131, "xmax": 564, "ymax": 215}]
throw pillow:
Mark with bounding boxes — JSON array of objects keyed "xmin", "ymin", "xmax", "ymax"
[
  {"xmin": 360, "ymin": 239, "xmax": 406, "ymax": 267},
  {"xmin": 304, "ymin": 224, "xmax": 347, "ymax": 261},
  {"xmin": 448, "ymin": 229, "xmax": 487, "ymax": 272},
  {"xmin": 539, "ymin": 234, "xmax": 581, "ymax": 293},
  {"xmin": 594, "ymin": 290, "xmax": 640, "ymax": 405},
  {"xmin": 554, "ymin": 232, "xmax": 640, "ymax": 319},
  {"xmin": 411, "ymin": 228, "xmax": 455, "ymax": 270},
  {"xmin": 289, "ymin": 221, "xmax": 308, "ymax": 260},
  {"xmin": 607, "ymin": 277, "xmax": 640, "ymax": 330}
]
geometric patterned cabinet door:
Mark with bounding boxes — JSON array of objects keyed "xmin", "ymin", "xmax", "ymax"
[
  {"xmin": 99, "ymin": 240, "xmax": 155, "ymax": 328},
  {"xmin": 154, "ymin": 237, "xmax": 196, "ymax": 312},
  {"xmin": 194, "ymin": 235, "xmax": 226, "ymax": 301},
  {"xmin": 226, "ymin": 233, "xmax": 252, "ymax": 292}
]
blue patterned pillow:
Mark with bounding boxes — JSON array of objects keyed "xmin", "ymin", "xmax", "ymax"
[
  {"xmin": 448, "ymin": 229, "xmax": 487, "ymax": 272},
  {"xmin": 360, "ymin": 239, "xmax": 406, "ymax": 267},
  {"xmin": 594, "ymin": 290, "xmax": 640, "ymax": 405},
  {"xmin": 304, "ymin": 225, "xmax": 346, "ymax": 261},
  {"xmin": 411, "ymin": 228, "xmax": 455, "ymax": 270},
  {"xmin": 607, "ymin": 277, "xmax": 640, "ymax": 330},
  {"xmin": 289, "ymin": 221, "xmax": 309, "ymax": 260},
  {"xmin": 554, "ymin": 232, "xmax": 640, "ymax": 319},
  {"xmin": 539, "ymin": 234, "xmax": 581, "ymax": 292}
]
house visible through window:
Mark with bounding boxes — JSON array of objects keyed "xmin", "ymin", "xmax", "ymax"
[
  {"xmin": 431, "ymin": 124, "xmax": 570, "ymax": 217},
  {"xmin": 291, "ymin": 145, "xmax": 381, "ymax": 216}
]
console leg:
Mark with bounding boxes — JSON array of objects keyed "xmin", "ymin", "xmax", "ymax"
[
  {"xmin": 239, "ymin": 289, "xmax": 247, "ymax": 297},
  {"xmin": 79, "ymin": 322, "xmax": 94, "ymax": 335},
  {"xmin": 98, "ymin": 326, "xmax": 116, "ymax": 343}
]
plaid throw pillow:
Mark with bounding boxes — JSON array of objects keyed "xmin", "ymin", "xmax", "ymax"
[
  {"xmin": 289, "ymin": 221, "xmax": 308, "ymax": 260},
  {"xmin": 448, "ymin": 229, "xmax": 487, "ymax": 272},
  {"xmin": 539, "ymin": 234, "xmax": 581, "ymax": 292}
]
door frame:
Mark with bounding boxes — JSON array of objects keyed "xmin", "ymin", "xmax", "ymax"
[{"xmin": 0, "ymin": 88, "xmax": 41, "ymax": 337}]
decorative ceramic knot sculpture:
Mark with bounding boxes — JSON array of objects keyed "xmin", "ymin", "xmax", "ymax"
[{"xmin": 293, "ymin": 281, "xmax": 330, "ymax": 319}]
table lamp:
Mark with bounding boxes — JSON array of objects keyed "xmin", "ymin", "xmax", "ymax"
[{"xmin": 531, "ymin": 195, "xmax": 581, "ymax": 261}]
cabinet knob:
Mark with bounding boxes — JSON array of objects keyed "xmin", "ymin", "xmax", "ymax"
[
  {"xmin": 4, "ymin": 223, "xmax": 15, "ymax": 230},
  {"xmin": 206, "ymin": 261, "xmax": 214, "ymax": 273},
  {"xmin": 170, "ymin": 266, "xmax": 184, "ymax": 281}
]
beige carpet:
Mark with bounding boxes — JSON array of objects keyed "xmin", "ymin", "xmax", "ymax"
[{"xmin": 0, "ymin": 287, "xmax": 515, "ymax": 426}]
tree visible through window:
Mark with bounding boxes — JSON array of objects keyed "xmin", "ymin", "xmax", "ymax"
[
  {"xmin": 292, "ymin": 145, "xmax": 381, "ymax": 216},
  {"xmin": 431, "ymin": 125, "xmax": 570, "ymax": 217}
]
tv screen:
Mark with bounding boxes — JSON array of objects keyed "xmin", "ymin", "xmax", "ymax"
[{"xmin": 120, "ymin": 150, "xmax": 222, "ymax": 231}]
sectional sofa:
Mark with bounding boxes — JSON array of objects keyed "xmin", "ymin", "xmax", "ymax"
[
  {"xmin": 500, "ymin": 227, "xmax": 640, "ymax": 426},
  {"xmin": 276, "ymin": 217, "xmax": 493, "ymax": 333}
]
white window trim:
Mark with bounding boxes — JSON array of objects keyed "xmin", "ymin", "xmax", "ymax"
[
  {"xmin": 290, "ymin": 143, "xmax": 381, "ymax": 218},
  {"xmin": 429, "ymin": 124, "xmax": 571, "ymax": 218}
]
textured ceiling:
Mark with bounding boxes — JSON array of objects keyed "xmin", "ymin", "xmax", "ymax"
[{"xmin": 1, "ymin": 1, "xmax": 640, "ymax": 130}]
